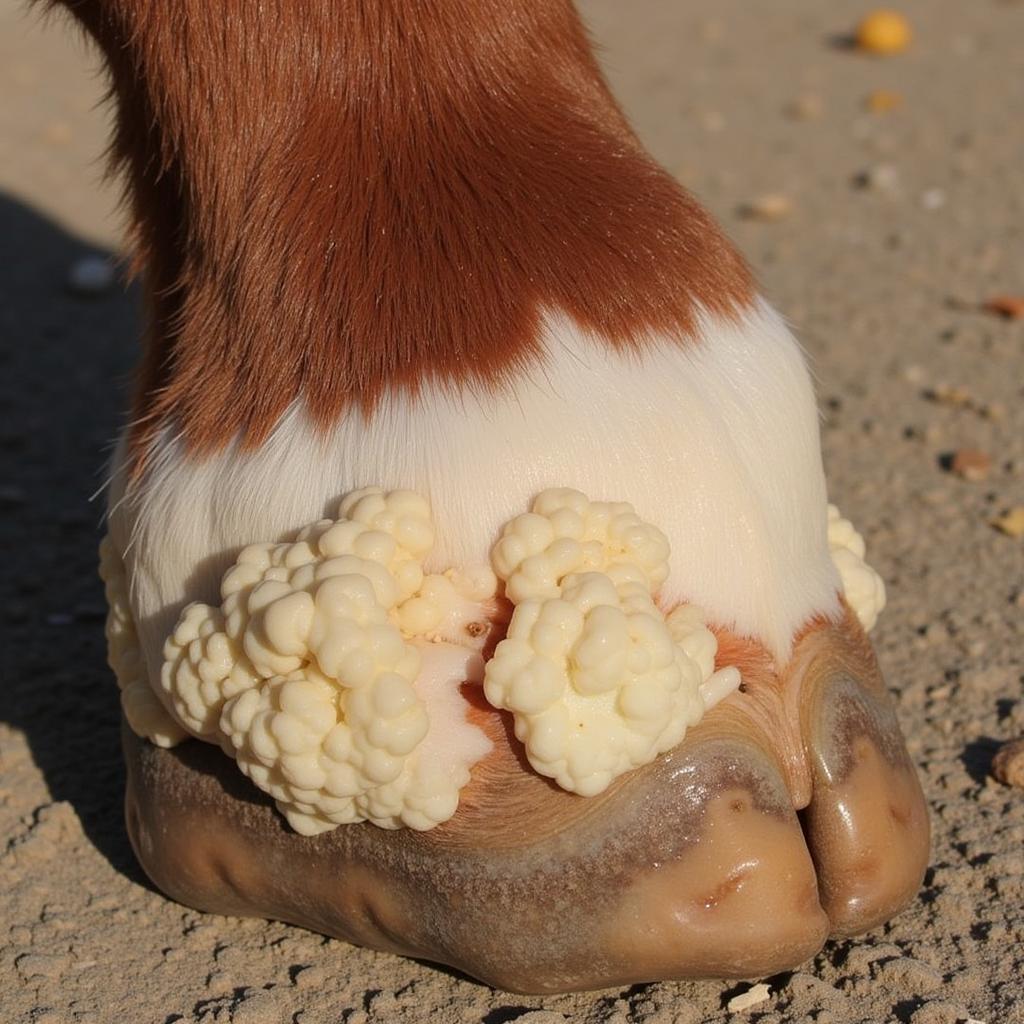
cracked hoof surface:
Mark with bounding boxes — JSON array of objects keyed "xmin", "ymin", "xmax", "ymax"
[{"xmin": 124, "ymin": 607, "xmax": 928, "ymax": 993}]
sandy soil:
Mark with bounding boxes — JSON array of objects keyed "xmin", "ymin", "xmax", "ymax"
[{"xmin": 2, "ymin": 1, "xmax": 1023, "ymax": 1021}]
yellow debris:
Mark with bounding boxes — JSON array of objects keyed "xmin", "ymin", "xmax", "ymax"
[
  {"xmin": 991, "ymin": 507, "xmax": 1024, "ymax": 539},
  {"xmin": 738, "ymin": 194, "xmax": 793, "ymax": 222},
  {"xmin": 727, "ymin": 982, "xmax": 772, "ymax": 1012},
  {"xmin": 865, "ymin": 88, "xmax": 904, "ymax": 112},
  {"xmin": 856, "ymin": 10, "xmax": 912, "ymax": 55}
]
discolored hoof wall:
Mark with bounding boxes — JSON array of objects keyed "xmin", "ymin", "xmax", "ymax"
[
  {"xmin": 121, "ymin": 607, "xmax": 927, "ymax": 994},
  {"xmin": 611, "ymin": 768, "xmax": 830, "ymax": 980},
  {"xmin": 124, "ymin": 717, "xmax": 831, "ymax": 993},
  {"xmin": 794, "ymin": 624, "xmax": 931, "ymax": 937}
]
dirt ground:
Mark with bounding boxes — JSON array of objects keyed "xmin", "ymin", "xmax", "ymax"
[{"xmin": 2, "ymin": 1, "xmax": 1023, "ymax": 1022}]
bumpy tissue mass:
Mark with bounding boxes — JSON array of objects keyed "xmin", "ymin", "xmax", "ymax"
[
  {"xmin": 157, "ymin": 488, "xmax": 494, "ymax": 834},
  {"xmin": 102, "ymin": 486, "xmax": 884, "ymax": 831},
  {"xmin": 484, "ymin": 489, "xmax": 734, "ymax": 795}
]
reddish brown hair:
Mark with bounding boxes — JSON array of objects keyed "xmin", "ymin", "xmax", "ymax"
[{"xmin": 55, "ymin": 0, "xmax": 754, "ymax": 467}]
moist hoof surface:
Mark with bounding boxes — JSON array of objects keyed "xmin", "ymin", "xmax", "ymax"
[{"xmin": 124, "ymin": 607, "xmax": 928, "ymax": 994}]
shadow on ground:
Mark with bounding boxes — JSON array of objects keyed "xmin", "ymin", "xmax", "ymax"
[{"xmin": 0, "ymin": 189, "xmax": 147, "ymax": 881}]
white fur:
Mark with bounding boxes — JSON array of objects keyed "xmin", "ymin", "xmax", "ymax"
[{"xmin": 109, "ymin": 298, "xmax": 841, "ymax": 684}]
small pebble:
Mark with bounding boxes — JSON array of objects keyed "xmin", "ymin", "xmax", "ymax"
[
  {"xmin": 856, "ymin": 10, "xmax": 913, "ymax": 55},
  {"xmin": 854, "ymin": 163, "xmax": 901, "ymax": 194},
  {"xmin": 991, "ymin": 738, "xmax": 1024, "ymax": 788},
  {"xmin": 787, "ymin": 93, "xmax": 825, "ymax": 120},
  {"xmin": 921, "ymin": 188, "xmax": 946, "ymax": 210},
  {"xmin": 984, "ymin": 295, "xmax": 1024, "ymax": 320},
  {"xmin": 950, "ymin": 449, "xmax": 992, "ymax": 482},
  {"xmin": 726, "ymin": 982, "xmax": 771, "ymax": 1012},
  {"xmin": 991, "ymin": 506, "xmax": 1024, "ymax": 538},
  {"xmin": 865, "ymin": 88, "xmax": 903, "ymax": 112},
  {"xmin": 738, "ymin": 195, "xmax": 792, "ymax": 222},
  {"xmin": 925, "ymin": 384, "xmax": 972, "ymax": 407},
  {"xmin": 67, "ymin": 255, "xmax": 116, "ymax": 296}
]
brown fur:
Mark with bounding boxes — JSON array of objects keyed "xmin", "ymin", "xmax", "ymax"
[{"xmin": 54, "ymin": 1, "xmax": 754, "ymax": 470}]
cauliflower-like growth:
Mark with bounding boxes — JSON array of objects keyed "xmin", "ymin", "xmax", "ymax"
[
  {"xmin": 395, "ymin": 565, "xmax": 499, "ymax": 640},
  {"xmin": 112, "ymin": 485, "xmax": 884, "ymax": 828},
  {"xmin": 485, "ymin": 489, "xmax": 739, "ymax": 796},
  {"xmin": 157, "ymin": 488, "xmax": 495, "ymax": 834},
  {"xmin": 219, "ymin": 651, "xmax": 428, "ymax": 835},
  {"xmin": 492, "ymin": 488, "xmax": 671, "ymax": 603},
  {"xmin": 828, "ymin": 504, "xmax": 887, "ymax": 632},
  {"xmin": 666, "ymin": 603, "xmax": 717, "ymax": 679},
  {"xmin": 160, "ymin": 603, "xmax": 258, "ymax": 743},
  {"xmin": 484, "ymin": 573, "xmax": 705, "ymax": 795},
  {"xmin": 98, "ymin": 536, "xmax": 187, "ymax": 749}
]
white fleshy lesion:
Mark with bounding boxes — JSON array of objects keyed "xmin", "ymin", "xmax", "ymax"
[
  {"xmin": 484, "ymin": 489, "xmax": 740, "ymax": 797},
  {"xmin": 827, "ymin": 504, "xmax": 887, "ymax": 632},
  {"xmin": 103, "ymin": 482, "xmax": 889, "ymax": 829},
  {"xmin": 491, "ymin": 487, "xmax": 671, "ymax": 603},
  {"xmin": 99, "ymin": 536, "xmax": 188, "ymax": 749},
  {"xmin": 160, "ymin": 602, "xmax": 257, "ymax": 744},
  {"xmin": 119, "ymin": 488, "xmax": 496, "ymax": 834},
  {"xmin": 104, "ymin": 484, "xmax": 743, "ymax": 823}
]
